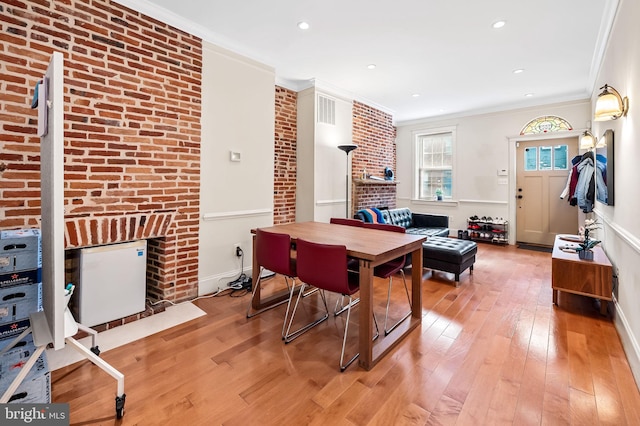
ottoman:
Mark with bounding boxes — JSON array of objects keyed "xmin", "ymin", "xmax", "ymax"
[{"xmin": 422, "ymin": 236, "xmax": 477, "ymax": 284}]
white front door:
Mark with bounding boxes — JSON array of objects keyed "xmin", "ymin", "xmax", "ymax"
[{"xmin": 515, "ymin": 137, "xmax": 579, "ymax": 246}]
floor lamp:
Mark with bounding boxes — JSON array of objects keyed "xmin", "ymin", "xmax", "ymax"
[{"xmin": 337, "ymin": 144, "xmax": 358, "ymax": 218}]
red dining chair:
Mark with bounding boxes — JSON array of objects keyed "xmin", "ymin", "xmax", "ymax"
[
  {"xmin": 330, "ymin": 217, "xmax": 364, "ymax": 312},
  {"xmin": 246, "ymin": 229, "xmax": 298, "ymax": 339},
  {"xmin": 292, "ymin": 238, "xmax": 361, "ymax": 371},
  {"xmin": 362, "ymin": 222, "xmax": 412, "ymax": 335},
  {"xmin": 330, "ymin": 217, "xmax": 364, "ymax": 227}
]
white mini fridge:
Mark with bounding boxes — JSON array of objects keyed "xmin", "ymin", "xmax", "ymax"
[{"xmin": 75, "ymin": 240, "xmax": 147, "ymax": 327}]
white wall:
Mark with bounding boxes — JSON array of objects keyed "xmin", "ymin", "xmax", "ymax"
[
  {"xmin": 590, "ymin": 0, "xmax": 640, "ymax": 385},
  {"xmin": 395, "ymin": 100, "xmax": 591, "ymax": 234},
  {"xmin": 296, "ymin": 88, "xmax": 315, "ymax": 222},
  {"xmin": 313, "ymin": 90, "xmax": 353, "ymax": 222},
  {"xmin": 198, "ymin": 42, "xmax": 276, "ymax": 294},
  {"xmin": 296, "ymin": 87, "xmax": 354, "ymax": 223}
]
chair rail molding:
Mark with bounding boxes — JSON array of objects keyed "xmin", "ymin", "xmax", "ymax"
[{"xmin": 202, "ymin": 208, "xmax": 272, "ymax": 221}]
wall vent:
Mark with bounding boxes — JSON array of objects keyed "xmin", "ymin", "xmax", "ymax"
[{"xmin": 317, "ymin": 95, "xmax": 336, "ymax": 125}]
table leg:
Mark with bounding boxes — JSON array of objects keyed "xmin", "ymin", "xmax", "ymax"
[
  {"xmin": 251, "ymin": 234, "xmax": 261, "ymax": 310},
  {"xmin": 358, "ymin": 260, "xmax": 374, "ymax": 369},
  {"xmin": 600, "ymin": 300, "xmax": 608, "ymax": 316},
  {"xmin": 411, "ymin": 247, "xmax": 423, "ymax": 318}
]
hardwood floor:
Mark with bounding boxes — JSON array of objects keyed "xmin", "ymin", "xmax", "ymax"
[{"xmin": 52, "ymin": 243, "xmax": 640, "ymax": 425}]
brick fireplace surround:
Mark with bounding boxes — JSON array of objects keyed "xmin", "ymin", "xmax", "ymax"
[{"xmin": 351, "ymin": 101, "xmax": 397, "ymax": 215}]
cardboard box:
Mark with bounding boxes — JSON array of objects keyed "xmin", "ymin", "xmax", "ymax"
[
  {"xmin": 0, "ymin": 333, "xmax": 36, "ymax": 371},
  {"xmin": 1, "ymin": 347, "xmax": 51, "ymax": 404},
  {"xmin": 5, "ymin": 369, "xmax": 51, "ymax": 404},
  {"xmin": 0, "ymin": 268, "xmax": 41, "ymax": 289},
  {"xmin": 0, "ymin": 229, "xmax": 42, "ymax": 274},
  {"xmin": 0, "ymin": 282, "xmax": 42, "ymax": 325},
  {"xmin": 0, "ymin": 319, "xmax": 31, "ymax": 341}
]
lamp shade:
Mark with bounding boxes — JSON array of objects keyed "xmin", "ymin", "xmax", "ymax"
[
  {"xmin": 594, "ymin": 84, "xmax": 628, "ymax": 121},
  {"xmin": 579, "ymin": 131, "xmax": 596, "ymax": 150},
  {"xmin": 337, "ymin": 144, "xmax": 358, "ymax": 154}
]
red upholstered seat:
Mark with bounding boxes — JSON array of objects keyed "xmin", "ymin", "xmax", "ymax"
[
  {"xmin": 247, "ymin": 229, "xmax": 298, "ymax": 340},
  {"xmin": 289, "ymin": 238, "xmax": 361, "ymax": 371}
]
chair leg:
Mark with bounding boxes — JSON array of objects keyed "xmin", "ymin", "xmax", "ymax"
[
  {"xmin": 281, "ymin": 277, "xmax": 296, "ymax": 339},
  {"xmin": 283, "ymin": 283, "xmax": 329, "ymax": 343},
  {"xmin": 383, "ymin": 269, "xmax": 412, "ymax": 336},
  {"xmin": 247, "ymin": 268, "xmax": 292, "ymax": 319},
  {"xmin": 340, "ymin": 295, "xmax": 359, "ymax": 372},
  {"xmin": 334, "ymin": 296, "xmax": 360, "ymax": 316}
]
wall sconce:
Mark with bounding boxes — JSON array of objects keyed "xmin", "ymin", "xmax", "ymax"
[
  {"xmin": 579, "ymin": 130, "xmax": 607, "ymax": 149},
  {"xmin": 594, "ymin": 84, "xmax": 629, "ymax": 121},
  {"xmin": 579, "ymin": 130, "xmax": 596, "ymax": 149}
]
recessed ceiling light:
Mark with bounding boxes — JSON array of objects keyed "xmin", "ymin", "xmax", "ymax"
[
  {"xmin": 524, "ymin": 93, "xmax": 534, "ymax": 97},
  {"xmin": 297, "ymin": 21, "xmax": 310, "ymax": 30},
  {"xmin": 492, "ymin": 20, "xmax": 506, "ymax": 29},
  {"xmin": 513, "ymin": 68, "xmax": 524, "ymax": 74},
  {"xmin": 367, "ymin": 64, "xmax": 376, "ymax": 70},
  {"xmin": 412, "ymin": 93, "xmax": 420, "ymax": 98}
]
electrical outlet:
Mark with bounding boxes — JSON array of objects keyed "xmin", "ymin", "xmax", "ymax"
[{"xmin": 234, "ymin": 244, "xmax": 242, "ymax": 257}]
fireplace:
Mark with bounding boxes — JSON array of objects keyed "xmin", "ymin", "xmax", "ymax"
[{"xmin": 63, "ymin": 211, "xmax": 193, "ymax": 331}]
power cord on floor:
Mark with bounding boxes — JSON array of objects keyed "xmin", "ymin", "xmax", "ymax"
[
  {"xmin": 146, "ymin": 247, "xmax": 253, "ymax": 306},
  {"xmin": 225, "ymin": 247, "xmax": 251, "ymax": 292}
]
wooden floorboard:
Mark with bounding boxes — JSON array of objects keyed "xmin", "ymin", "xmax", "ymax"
[{"xmin": 51, "ymin": 243, "xmax": 640, "ymax": 425}]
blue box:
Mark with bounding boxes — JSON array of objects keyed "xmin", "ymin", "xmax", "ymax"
[
  {"xmin": 0, "ymin": 229, "xmax": 41, "ymax": 274},
  {"xmin": 0, "ymin": 334, "xmax": 51, "ymax": 404},
  {"xmin": 0, "ymin": 282, "xmax": 42, "ymax": 325},
  {"xmin": 0, "ymin": 319, "xmax": 31, "ymax": 341},
  {"xmin": 0, "ymin": 268, "xmax": 41, "ymax": 289}
]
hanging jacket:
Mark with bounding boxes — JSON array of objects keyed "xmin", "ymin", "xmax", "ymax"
[
  {"xmin": 560, "ymin": 167, "xmax": 573, "ymax": 199},
  {"xmin": 568, "ymin": 162, "xmax": 580, "ymax": 205},
  {"xmin": 575, "ymin": 157, "xmax": 596, "ymax": 212},
  {"xmin": 562, "ymin": 154, "xmax": 583, "ymax": 200},
  {"xmin": 595, "ymin": 158, "xmax": 608, "ymax": 203}
]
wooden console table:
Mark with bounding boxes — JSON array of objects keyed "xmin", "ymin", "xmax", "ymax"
[{"xmin": 551, "ymin": 235, "xmax": 613, "ymax": 315}]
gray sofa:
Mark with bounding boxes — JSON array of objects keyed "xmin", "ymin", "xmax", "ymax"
[{"xmin": 355, "ymin": 207, "xmax": 449, "ymax": 237}]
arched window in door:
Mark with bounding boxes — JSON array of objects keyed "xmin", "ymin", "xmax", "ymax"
[{"xmin": 520, "ymin": 115, "xmax": 573, "ymax": 135}]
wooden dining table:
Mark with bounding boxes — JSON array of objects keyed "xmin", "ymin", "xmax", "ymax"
[{"xmin": 251, "ymin": 221, "xmax": 426, "ymax": 370}]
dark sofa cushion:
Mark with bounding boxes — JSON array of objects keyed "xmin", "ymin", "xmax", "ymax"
[
  {"xmin": 387, "ymin": 208, "xmax": 413, "ymax": 228},
  {"xmin": 422, "ymin": 237, "xmax": 477, "ymax": 263},
  {"xmin": 406, "ymin": 227, "xmax": 449, "ymax": 237},
  {"xmin": 356, "ymin": 207, "xmax": 449, "ymax": 237}
]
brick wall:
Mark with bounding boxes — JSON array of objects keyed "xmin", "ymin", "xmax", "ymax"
[
  {"xmin": 273, "ymin": 86, "xmax": 296, "ymax": 224},
  {"xmin": 0, "ymin": 1, "xmax": 202, "ymax": 304},
  {"xmin": 351, "ymin": 101, "xmax": 397, "ymax": 213},
  {"xmin": 353, "ymin": 182, "xmax": 397, "ymax": 212}
]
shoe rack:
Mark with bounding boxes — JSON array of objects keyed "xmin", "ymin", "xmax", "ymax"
[{"xmin": 463, "ymin": 216, "xmax": 508, "ymax": 244}]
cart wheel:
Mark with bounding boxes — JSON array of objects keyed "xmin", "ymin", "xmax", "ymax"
[
  {"xmin": 115, "ymin": 394, "xmax": 126, "ymax": 419},
  {"xmin": 90, "ymin": 346, "xmax": 100, "ymax": 356}
]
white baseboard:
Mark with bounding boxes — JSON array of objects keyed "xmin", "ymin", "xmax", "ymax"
[
  {"xmin": 199, "ymin": 266, "xmax": 252, "ymax": 296},
  {"xmin": 613, "ymin": 294, "xmax": 640, "ymax": 388}
]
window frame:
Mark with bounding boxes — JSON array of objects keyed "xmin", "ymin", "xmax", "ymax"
[{"xmin": 413, "ymin": 126, "xmax": 457, "ymax": 201}]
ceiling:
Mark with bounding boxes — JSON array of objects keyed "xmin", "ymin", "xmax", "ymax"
[{"xmin": 117, "ymin": 0, "xmax": 618, "ymax": 123}]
